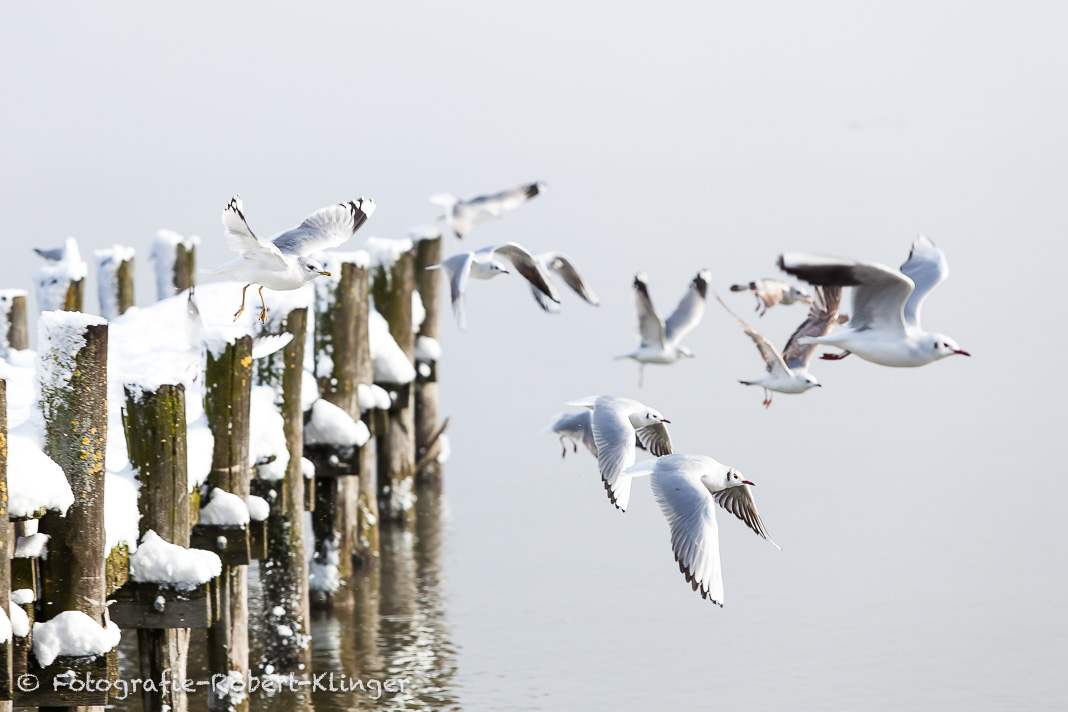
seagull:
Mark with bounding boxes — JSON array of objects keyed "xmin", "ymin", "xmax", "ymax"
[
  {"xmin": 617, "ymin": 270, "xmax": 709, "ymax": 386},
  {"xmin": 530, "ymin": 253, "xmax": 599, "ymax": 313},
  {"xmin": 729, "ymin": 279, "xmax": 813, "ymax": 316},
  {"xmin": 208, "ymin": 195, "xmax": 375, "ymax": 324},
  {"xmin": 33, "ymin": 236, "xmax": 81, "ymax": 263},
  {"xmin": 625, "ymin": 454, "xmax": 779, "ymax": 605},
  {"xmin": 430, "ymin": 181, "xmax": 547, "ymax": 239},
  {"xmin": 425, "ymin": 242, "xmax": 559, "ymax": 329},
  {"xmin": 778, "ymin": 234, "xmax": 971, "ymax": 367},
  {"xmin": 541, "ymin": 410, "xmax": 650, "ymax": 459},
  {"xmin": 566, "ymin": 396, "xmax": 672, "ymax": 512},
  {"xmin": 716, "ymin": 286, "xmax": 847, "ymax": 407}
]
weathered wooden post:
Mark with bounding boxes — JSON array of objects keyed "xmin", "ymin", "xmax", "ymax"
[
  {"xmin": 122, "ymin": 383, "xmax": 192, "ymax": 712},
  {"xmin": 203, "ymin": 336, "xmax": 252, "ymax": 712},
  {"xmin": 34, "ymin": 312, "xmax": 114, "ymax": 709},
  {"xmin": 252, "ymin": 304, "xmax": 312, "ymax": 676},
  {"xmin": 95, "ymin": 246, "xmax": 135, "ymax": 320},
  {"xmin": 0, "ymin": 291, "xmax": 29, "ymax": 358},
  {"xmin": 0, "ymin": 380, "xmax": 11, "ymax": 710},
  {"xmin": 412, "ymin": 228, "xmax": 445, "ymax": 492},
  {"xmin": 368, "ymin": 240, "xmax": 417, "ymax": 524},
  {"xmin": 33, "ymin": 238, "xmax": 86, "ymax": 312},
  {"xmin": 150, "ymin": 230, "xmax": 198, "ymax": 300}
]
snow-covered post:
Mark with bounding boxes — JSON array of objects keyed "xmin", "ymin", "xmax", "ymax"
[
  {"xmin": 122, "ymin": 383, "xmax": 191, "ymax": 712},
  {"xmin": 34, "ymin": 238, "xmax": 87, "ymax": 313},
  {"xmin": 0, "ymin": 291, "xmax": 29, "ymax": 359},
  {"xmin": 35, "ymin": 312, "xmax": 109, "ymax": 623},
  {"xmin": 203, "ymin": 335, "xmax": 252, "ymax": 712},
  {"xmin": 95, "ymin": 246, "xmax": 135, "ymax": 320},
  {"xmin": 412, "ymin": 227, "xmax": 445, "ymax": 491},
  {"xmin": 252, "ymin": 306, "xmax": 312, "ymax": 675},
  {"xmin": 0, "ymin": 379, "xmax": 11, "ymax": 707},
  {"xmin": 150, "ymin": 230, "xmax": 198, "ymax": 300}
]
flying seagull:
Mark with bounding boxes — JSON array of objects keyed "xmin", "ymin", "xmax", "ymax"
[
  {"xmin": 430, "ymin": 181, "xmax": 547, "ymax": 239},
  {"xmin": 778, "ymin": 234, "xmax": 970, "ymax": 367},
  {"xmin": 208, "ymin": 195, "xmax": 375, "ymax": 324},
  {"xmin": 425, "ymin": 242, "xmax": 558, "ymax": 329},
  {"xmin": 716, "ymin": 286, "xmax": 847, "ymax": 407},
  {"xmin": 617, "ymin": 270, "xmax": 709, "ymax": 386},
  {"xmin": 566, "ymin": 396, "xmax": 673, "ymax": 512},
  {"xmin": 541, "ymin": 410, "xmax": 650, "ymax": 459},
  {"xmin": 530, "ymin": 252, "xmax": 599, "ymax": 314},
  {"xmin": 729, "ymin": 279, "xmax": 813, "ymax": 316},
  {"xmin": 626, "ymin": 454, "xmax": 779, "ymax": 605}
]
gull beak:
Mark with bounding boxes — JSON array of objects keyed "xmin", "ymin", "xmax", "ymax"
[
  {"xmin": 502, "ymin": 270, "xmax": 511, "ymax": 275},
  {"xmin": 319, "ymin": 270, "xmax": 333, "ymax": 277},
  {"xmin": 743, "ymin": 480, "xmax": 755, "ymax": 486},
  {"xmin": 660, "ymin": 418, "xmax": 671, "ymax": 424},
  {"xmin": 815, "ymin": 384, "xmax": 823, "ymax": 387},
  {"xmin": 955, "ymin": 349, "xmax": 971, "ymax": 356}
]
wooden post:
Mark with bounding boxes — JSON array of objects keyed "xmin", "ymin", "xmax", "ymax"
[
  {"xmin": 34, "ymin": 259, "xmax": 85, "ymax": 313},
  {"xmin": 0, "ymin": 291, "xmax": 28, "ymax": 359},
  {"xmin": 122, "ymin": 383, "xmax": 191, "ymax": 712},
  {"xmin": 413, "ymin": 232, "xmax": 444, "ymax": 492},
  {"xmin": 203, "ymin": 336, "xmax": 252, "ymax": 712},
  {"xmin": 95, "ymin": 247, "xmax": 135, "ymax": 320},
  {"xmin": 370, "ymin": 248, "xmax": 417, "ymax": 524},
  {"xmin": 0, "ymin": 380, "xmax": 11, "ymax": 709},
  {"xmin": 253, "ymin": 307, "xmax": 312, "ymax": 674},
  {"xmin": 150, "ymin": 231, "xmax": 198, "ymax": 300}
]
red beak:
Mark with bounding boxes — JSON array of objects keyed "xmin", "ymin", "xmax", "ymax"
[
  {"xmin": 660, "ymin": 418, "xmax": 671, "ymax": 424},
  {"xmin": 743, "ymin": 480, "xmax": 755, "ymax": 486},
  {"xmin": 955, "ymin": 349, "xmax": 971, "ymax": 357}
]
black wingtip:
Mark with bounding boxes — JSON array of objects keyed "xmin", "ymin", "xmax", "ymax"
[{"xmin": 692, "ymin": 271, "xmax": 708, "ymax": 298}]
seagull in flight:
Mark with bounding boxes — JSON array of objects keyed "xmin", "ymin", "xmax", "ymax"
[
  {"xmin": 617, "ymin": 270, "xmax": 709, "ymax": 386},
  {"xmin": 566, "ymin": 396, "xmax": 673, "ymax": 512},
  {"xmin": 626, "ymin": 454, "xmax": 779, "ymax": 605},
  {"xmin": 729, "ymin": 279, "xmax": 813, "ymax": 316},
  {"xmin": 426, "ymin": 242, "xmax": 558, "ymax": 329},
  {"xmin": 208, "ymin": 195, "xmax": 375, "ymax": 324},
  {"xmin": 430, "ymin": 181, "xmax": 547, "ymax": 239},
  {"xmin": 529, "ymin": 253, "xmax": 599, "ymax": 314},
  {"xmin": 716, "ymin": 286, "xmax": 846, "ymax": 407},
  {"xmin": 541, "ymin": 410, "xmax": 651, "ymax": 459},
  {"xmin": 778, "ymin": 235, "xmax": 971, "ymax": 367}
]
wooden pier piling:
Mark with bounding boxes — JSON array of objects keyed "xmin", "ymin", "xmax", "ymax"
[
  {"xmin": 0, "ymin": 291, "xmax": 28, "ymax": 359},
  {"xmin": 413, "ymin": 231, "xmax": 444, "ymax": 492},
  {"xmin": 95, "ymin": 247, "xmax": 135, "ymax": 320},
  {"xmin": 150, "ymin": 231, "xmax": 197, "ymax": 300}
]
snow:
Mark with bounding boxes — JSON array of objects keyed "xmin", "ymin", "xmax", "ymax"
[
  {"xmin": 105, "ymin": 469, "xmax": 141, "ymax": 554},
  {"xmin": 9, "ymin": 601, "xmax": 29, "ymax": 638},
  {"xmin": 415, "ymin": 335, "xmax": 441, "ymax": 363},
  {"xmin": 0, "ymin": 289, "xmax": 27, "ymax": 358},
  {"xmin": 357, "ymin": 383, "xmax": 392, "ymax": 411},
  {"xmin": 128, "ymin": 530, "xmax": 222, "ymax": 591},
  {"xmin": 249, "ymin": 385, "xmax": 289, "ymax": 481},
  {"xmin": 300, "ymin": 457, "xmax": 315, "ymax": 478},
  {"xmin": 32, "ymin": 610, "xmax": 122, "ymax": 667},
  {"xmin": 407, "ymin": 224, "xmax": 442, "ymax": 242},
  {"xmin": 308, "ymin": 533, "xmax": 341, "ymax": 593},
  {"xmin": 8, "ymin": 432, "xmax": 73, "ymax": 517},
  {"xmin": 412, "ymin": 290, "xmax": 426, "ymax": 333},
  {"xmin": 11, "ymin": 590, "xmax": 34, "ymax": 605},
  {"xmin": 418, "ymin": 363, "xmax": 431, "ymax": 378},
  {"xmin": 304, "ymin": 399, "xmax": 370, "ymax": 448},
  {"xmin": 364, "ymin": 237, "xmax": 413, "ymax": 272},
  {"xmin": 14, "ymin": 533, "xmax": 50, "ymax": 559},
  {"xmin": 150, "ymin": 230, "xmax": 199, "ymax": 300},
  {"xmin": 94, "ymin": 245, "xmax": 135, "ymax": 320},
  {"xmin": 34, "ymin": 237, "xmax": 88, "ymax": 312},
  {"xmin": 37, "ymin": 311, "xmax": 106, "ymax": 405},
  {"xmin": 436, "ymin": 434, "xmax": 451, "ymax": 464},
  {"xmin": 271, "ymin": 606, "xmax": 285, "ymax": 617},
  {"xmin": 368, "ymin": 309, "xmax": 415, "ymax": 385},
  {"xmin": 301, "ymin": 368, "xmax": 320, "ymax": 411},
  {"xmin": 247, "ymin": 495, "xmax": 270, "ymax": 522},
  {"xmin": 198, "ymin": 488, "xmax": 251, "ymax": 526}
]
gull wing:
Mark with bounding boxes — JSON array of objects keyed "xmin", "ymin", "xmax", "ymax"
[
  {"xmin": 491, "ymin": 243, "xmax": 559, "ymax": 303},
  {"xmin": 650, "ymin": 462, "xmax": 724, "ymax": 605},
  {"xmin": 635, "ymin": 422, "xmax": 674, "ymax": 457},
  {"xmin": 781, "ymin": 285, "xmax": 843, "ymax": 370},
  {"xmin": 221, "ymin": 196, "xmax": 288, "ymax": 269},
  {"xmin": 665, "ymin": 270, "xmax": 710, "ymax": 346},
  {"xmin": 714, "ymin": 291, "xmax": 791, "ymax": 378},
  {"xmin": 543, "ymin": 253, "xmax": 599, "ymax": 305},
  {"xmin": 548, "ymin": 411, "xmax": 598, "ymax": 456},
  {"xmin": 712, "ymin": 485, "xmax": 779, "ymax": 548},
  {"xmin": 591, "ymin": 403, "xmax": 638, "ymax": 512},
  {"xmin": 778, "ymin": 252, "xmax": 913, "ymax": 336},
  {"xmin": 632, "ymin": 274, "xmax": 666, "ymax": 349},
  {"xmin": 468, "ymin": 181, "xmax": 545, "ymax": 215},
  {"xmin": 899, "ymin": 234, "xmax": 949, "ymax": 329},
  {"xmin": 271, "ymin": 198, "xmax": 375, "ymax": 256}
]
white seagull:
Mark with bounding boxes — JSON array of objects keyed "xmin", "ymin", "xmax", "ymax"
[
  {"xmin": 426, "ymin": 242, "xmax": 559, "ymax": 329},
  {"xmin": 716, "ymin": 286, "xmax": 846, "ymax": 408},
  {"xmin": 33, "ymin": 236, "xmax": 81, "ymax": 263},
  {"xmin": 617, "ymin": 270, "xmax": 710, "ymax": 386},
  {"xmin": 530, "ymin": 252, "xmax": 600, "ymax": 314},
  {"xmin": 430, "ymin": 181, "xmax": 547, "ymax": 239},
  {"xmin": 626, "ymin": 454, "xmax": 779, "ymax": 605},
  {"xmin": 729, "ymin": 279, "xmax": 813, "ymax": 316},
  {"xmin": 779, "ymin": 235, "xmax": 971, "ymax": 367},
  {"xmin": 567, "ymin": 396, "xmax": 673, "ymax": 512},
  {"xmin": 208, "ymin": 195, "xmax": 376, "ymax": 324},
  {"xmin": 541, "ymin": 410, "xmax": 651, "ymax": 459}
]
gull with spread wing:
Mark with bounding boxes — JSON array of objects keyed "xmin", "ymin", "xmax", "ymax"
[
  {"xmin": 717, "ymin": 286, "xmax": 846, "ymax": 407},
  {"xmin": 778, "ymin": 234, "xmax": 970, "ymax": 366},
  {"xmin": 566, "ymin": 396, "xmax": 673, "ymax": 512},
  {"xmin": 430, "ymin": 181, "xmax": 547, "ymax": 239},
  {"xmin": 729, "ymin": 279, "xmax": 813, "ymax": 316},
  {"xmin": 626, "ymin": 454, "xmax": 779, "ymax": 606},
  {"xmin": 208, "ymin": 195, "xmax": 375, "ymax": 323},
  {"xmin": 617, "ymin": 270, "xmax": 710, "ymax": 386},
  {"xmin": 426, "ymin": 242, "xmax": 558, "ymax": 329},
  {"xmin": 541, "ymin": 410, "xmax": 652, "ymax": 459},
  {"xmin": 529, "ymin": 252, "xmax": 600, "ymax": 313}
]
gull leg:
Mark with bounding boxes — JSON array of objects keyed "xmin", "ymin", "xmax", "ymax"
[
  {"xmin": 560, "ymin": 437, "xmax": 567, "ymax": 459},
  {"xmin": 233, "ymin": 284, "xmax": 250, "ymax": 321},
  {"xmin": 820, "ymin": 350, "xmax": 852, "ymax": 361},
  {"xmin": 258, "ymin": 285, "xmax": 268, "ymax": 324},
  {"xmin": 764, "ymin": 389, "xmax": 773, "ymax": 409}
]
